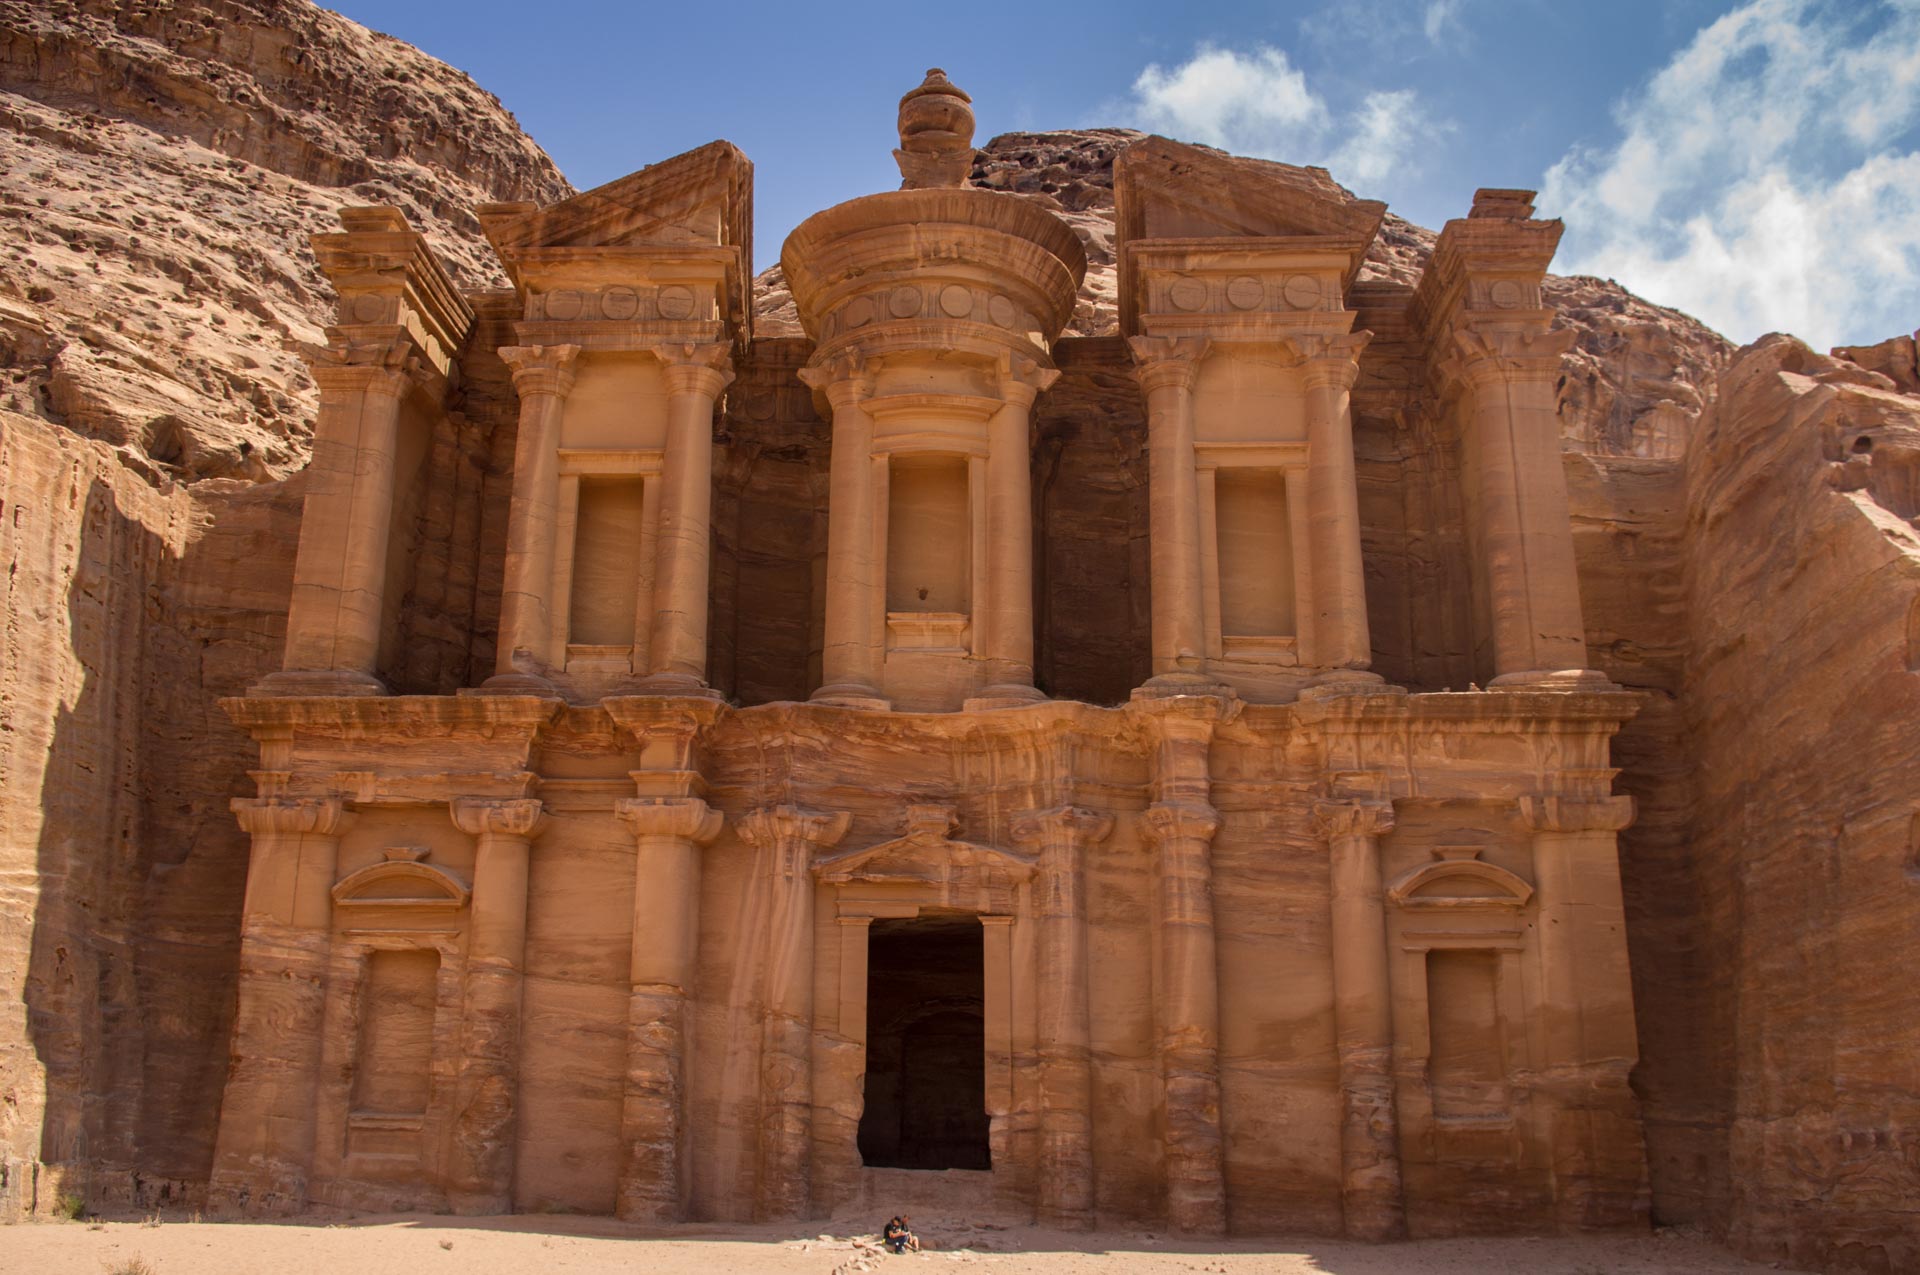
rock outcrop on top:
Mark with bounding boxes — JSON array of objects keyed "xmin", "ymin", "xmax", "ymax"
[
  {"xmin": 0, "ymin": 0, "xmax": 572, "ymax": 480},
  {"xmin": 3, "ymin": 3, "xmax": 1917, "ymax": 1270}
]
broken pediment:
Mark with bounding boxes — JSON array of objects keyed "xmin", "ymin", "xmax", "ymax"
[
  {"xmin": 1113, "ymin": 136, "xmax": 1386, "ymax": 334},
  {"xmin": 477, "ymin": 140, "xmax": 753, "ymax": 336},
  {"xmin": 1386, "ymin": 847, "xmax": 1533, "ymax": 911},
  {"xmin": 813, "ymin": 804, "xmax": 1036, "ymax": 888}
]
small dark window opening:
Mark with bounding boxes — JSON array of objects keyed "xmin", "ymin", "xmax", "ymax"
[
  {"xmin": 857, "ymin": 916, "xmax": 991, "ymax": 1170},
  {"xmin": 1855, "ymin": 435, "xmax": 1875, "ymax": 453}
]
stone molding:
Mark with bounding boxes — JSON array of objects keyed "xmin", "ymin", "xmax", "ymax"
[
  {"xmin": 1127, "ymin": 334, "xmax": 1212, "ymax": 394},
  {"xmin": 499, "ymin": 342, "xmax": 582, "ymax": 398},
  {"xmin": 231, "ymin": 796, "xmax": 348, "ymax": 838},
  {"xmin": 736, "ymin": 805, "xmax": 852, "ymax": 878},
  {"xmin": 1312, "ymin": 797, "xmax": 1397, "ymax": 841},
  {"xmin": 449, "ymin": 797, "xmax": 548, "ymax": 841},
  {"xmin": 1518, "ymin": 793, "xmax": 1635, "ymax": 834},
  {"xmin": 615, "ymin": 796, "xmax": 724, "ymax": 844}
]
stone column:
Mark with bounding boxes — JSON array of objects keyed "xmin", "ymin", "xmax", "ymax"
[
  {"xmin": 1518, "ymin": 793, "xmax": 1643, "ymax": 1228},
  {"xmin": 1450, "ymin": 325, "xmax": 1595, "ymax": 685},
  {"xmin": 1142, "ymin": 797, "xmax": 1226, "ymax": 1235},
  {"xmin": 811, "ymin": 914, "xmax": 873, "ymax": 1215},
  {"xmin": 485, "ymin": 344, "xmax": 581, "ymax": 691},
  {"xmin": 445, "ymin": 797, "xmax": 546, "ymax": 1214},
  {"xmin": 736, "ymin": 805, "xmax": 851, "ymax": 1222},
  {"xmin": 613, "ymin": 796, "xmax": 723, "ymax": 1222},
  {"xmin": 800, "ymin": 358, "xmax": 888, "ymax": 707},
  {"xmin": 1312, "ymin": 797, "xmax": 1405, "ymax": 1240},
  {"xmin": 209, "ymin": 796, "xmax": 349, "ymax": 1213},
  {"xmin": 265, "ymin": 359, "xmax": 413, "ymax": 695},
  {"xmin": 975, "ymin": 356, "xmax": 1060, "ymax": 705},
  {"xmin": 640, "ymin": 342, "xmax": 735, "ymax": 693},
  {"xmin": 1298, "ymin": 334, "xmax": 1376, "ymax": 676},
  {"xmin": 1127, "ymin": 336, "xmax": 1213, "ymax": 687},
  {"xmin": 1012, "ymin": 805, "xmax": 1114, "ymax": 1229}
]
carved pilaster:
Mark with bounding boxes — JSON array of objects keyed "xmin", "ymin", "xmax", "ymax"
[
  {"xmin": 1010, "ymin": 805, "xmax": 1114, "ymax": 1229},
  {"xmin": 612, "ymin": 796, "xmax": 723, "ymax": 1222},
  {"xmin": 1312, "ymin": 797, "xmax": 1405, "ymax": 1240},
  {"xmin": 485, "ymin": 344, "xmax": 582, "ymax": 691},
  {"xmin": 736, "ymin": 806, "xmax": 852, "ymax": 1221},
  {"xmin": 1140, "ymin": 800, "xmax": 1226, "ymax": 1236},
  {"xmin": 444, "ymin": 797, "xmax": 546, "ymax": 1214},
  {"xmin": 209, "ymin": 797, "xmax": 350, "ymax": 1214},
  {"xmin": 800, "ymin": 353, "xmax": 888, "ymax": 707},
  {"xmin": 1128, "ymin": 335, "xmax": 1214, "ymax": 687}
]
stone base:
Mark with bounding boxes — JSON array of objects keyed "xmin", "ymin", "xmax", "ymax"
[
  {"xmin": 962, "ymin": 683, "xmax": 1049, "ymax": 712},
  {"xmin": 1488, "ymin": 668, "xmax": 1618, "ymax": 691},
  {"xmin": 627, "ymin": 672, "xmax": 725, "ymax": 699},
  {"xmin": 248, "ymin": 669, "xmax": 387, "ymax": 697},
  {"xmin": 470, "ymin": 671, "xmax": 557, "ymax": 696},
  {"xmin": 809, "ymin": 683, "xmax": 892, "ymax": 711},
  {"xmin": 1131, "ymin": 671, "xmax": 1232, "ymax": 701},
  {"xmin": 1298, "ymin": 669, "xmax": 1396, "ymax": 702}
]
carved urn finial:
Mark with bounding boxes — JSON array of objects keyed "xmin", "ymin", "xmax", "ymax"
[{"xmin": 895, "ymin": 67, "xmax": 976, "ymax": 190}]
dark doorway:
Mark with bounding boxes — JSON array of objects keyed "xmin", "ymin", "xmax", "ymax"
[{"xmin": 857, "ymin": 915, "xmax": 991, "ymax": 1170}]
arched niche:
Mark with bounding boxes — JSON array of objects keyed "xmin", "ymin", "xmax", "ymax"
[{"xmin": 331, "ymin": 846, "xmax": 471, "ymax": 912}]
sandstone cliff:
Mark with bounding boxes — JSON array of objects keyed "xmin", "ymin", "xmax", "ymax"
[{"xmin": 0, "ymin": 0, "xmax": 570, "ymax": 1218}]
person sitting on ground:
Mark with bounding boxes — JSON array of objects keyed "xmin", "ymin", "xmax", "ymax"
[{"xmin": 883, "ymin": 1214, "xmax": 920, "ymax": 1254}]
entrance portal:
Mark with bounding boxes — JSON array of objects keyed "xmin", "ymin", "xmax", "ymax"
[{"xmin": 857, "ymin": 915, "xmax": 991, "ymax": 1170}]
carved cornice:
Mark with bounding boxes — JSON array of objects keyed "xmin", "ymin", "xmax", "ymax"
[
  {"xmin": 1127, "ymin": 334, "xmax": 1212, "ymax": 394},
  {"xmin": 499, "ymin": 343, "xmax": 583, "ymax": 399},
  {"xmin": 1311, "ymin": 797, "xmax": 1396, "ymax": 842},
  {"xmin": 1517, "ymin": 794, "xmax": 1635, "ymax": 835},
  {"xmin": 231, "ymin": 796, "xmax": 349, "ymax": 839},
  {"xmin": 449, "ymin": 797, "xmax": 548, "ymax": 841},
  {"xmin": 616, "ymin": 796, "xmax": 724, "ymax": 844}
]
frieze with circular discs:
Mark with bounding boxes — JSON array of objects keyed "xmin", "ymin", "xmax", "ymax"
[
  {"xmin": 601, "ymin": 286, "xmax": 639, "ymax": 320},
  {"xmin": 657, "ymin": 286, "xmax": 696, "ymax": 320},
  {"xmin": 546, "ymin": 289, "xmax": 585, "ymax": 321},
  {"xmin": 348, "ymin": 294, "xmax": 391, "ymax": 323},
  {"xmin": 988, "ymin": 295, "xmax": 1018, "ymax": 329},
  {"xmin": 844, "ymin": 296, "xmax": 876, "ymax": 329},
  {"xmin": 939, "ymin": 284, "xmax": 973, "ymax": 318},
  {"xmin": 1281, "ymin": 274, "xmax": 1323, "ymax": 310},
  {"xmin": 1226, "ymin": 276, "xmax": 1264, "ymax": 311},
  {"xmin": 1489, "ymin": 280, "xmax": 1525, "ymax": 310},
  {"xmin": 889, "ymin": 285, "xmax": 923, "ymax": 319},
  {"xmin": 1168, "ymin": 276, "xmax": 1208, "ymax": 312}
]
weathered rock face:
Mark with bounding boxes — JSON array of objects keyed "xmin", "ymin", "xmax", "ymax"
[
  {"xmin": 0, "ymin": 0, "xmax": 569, "ymax": 1218},
  {"xmin": 1668, "ymin": 335, "xmax": 1920, "ymax": 1274},
  {"xmin": 0, "ymin": 0, "xmax": 571, "ymax": 480}
]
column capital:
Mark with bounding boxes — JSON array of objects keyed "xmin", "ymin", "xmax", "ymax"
[
  {"xmin": 449, "ymin": 796, "xmax": 547, "ymax": 841},
  {"xmin": 651, "ymin": 340, "xmax": 736, "ymax": 399},
  {"xmin": 996, "ymin": 352, "xmax": 1061, "ymax": 408},
  {"xmin": 499, "ymin": 343, "xmax": 582, "ymax": 398},
  {"xmin": 797, "ymin": 352, "xmax": 877, "ymax": 407},
  {"xmin": 1140, "ymin": 801, "xmax": 1221, "ymax": 847},
  {"xmin": 737, "ymin": 805, "xmax": 853, "ymax": 851},
  {"xmin": 231, "ymin": 796, "xmax": 349, "ymax": 838},
  {"xmin": 1442, "ymin": 322, "xmax": 1575, "ymax": 391},
  {"xmin": 1010, "ymin": 804, "xmax": 1115, "ymax": 849},
  {"xmin": 1290, "ymin": 331, "xmax": 1374, "ymax": 390},
  {"xmin": 1518, "ymin": 793, "xmax": 1634, "ymax": 834},
  {"xmin": 1127, "ymin": 334, "xmax": 1211, "ymax": 394},
  {"xmin": 1312, "ymin": 797, "xmax": 1396, "ymax": 841},
  {"xmin": 616, "ymin": 796, "xmax": 724, "ymax": 844}
]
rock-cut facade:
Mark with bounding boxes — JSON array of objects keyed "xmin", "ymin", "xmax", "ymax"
[{"xmin": 209, "ymin": 71, "xmax": 1650, "ymax": 1236}]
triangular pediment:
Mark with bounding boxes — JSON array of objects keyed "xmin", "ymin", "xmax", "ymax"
[
  {"xmin": 479, "ymin": 140, "xmax": 752, "ymax": 255},
  {"xmin": 1114, "ymin": 135, "xmax": 1385, "ymax": 246}
]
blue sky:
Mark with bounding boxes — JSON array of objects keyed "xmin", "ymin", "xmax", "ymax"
[{"xmin": 330, "ymin": 0, "xmax": 1920, "ymax": 348}]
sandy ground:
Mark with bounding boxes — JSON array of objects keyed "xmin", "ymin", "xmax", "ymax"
[{"xmin": 0, "ymin": 1211, "xmax": 1809, "ymax": 1275}]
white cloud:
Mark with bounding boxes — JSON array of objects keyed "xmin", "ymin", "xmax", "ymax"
[
  {"xmin": 1123, "ymin": 44, "xmax": 1441, "ymax": 192},
  {"xmin": 1423, "ymin": 0, "xmax": 1464, "ymax": 47},
  {"xmin": 1539, "ymin": 0, "xmax": 1920, "ymax": 348}
]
